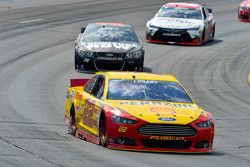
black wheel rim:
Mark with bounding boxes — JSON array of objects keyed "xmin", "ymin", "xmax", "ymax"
[{"xmin": 100, "ymin": 118, "xmax": 106, "ymax": 145}]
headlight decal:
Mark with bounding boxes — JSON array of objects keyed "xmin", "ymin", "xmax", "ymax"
[
  {"xmin": 195, "ymin": 119, "xmax": 212, "ymax": 128},
  {"xmin": 193, "ymin": 111, "xmax": 213, "ymax": 128},
  {"xmin": 125, "ymin": 50, "xmax": 142, "ymax": 59},
  {"xmin": 78, "ymin": 50, "xmax": 94, "ymax": 58},
  {"xmin": 188, "ymin": 27, "xmax": 200, "ymax": 31},
  {"xmin": 112, "ymin": 115, "xmax": 137, "ymax": 124}
]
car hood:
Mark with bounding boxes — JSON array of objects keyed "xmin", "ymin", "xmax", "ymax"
[
  {"xmin": 79, "ymin": 42, "xmax": 141, "ymax": 53},
  {"xmin": 107, "ymin": 100, "xmax": 203, "ymax": 125},
  {"xmin": 149, "ymin": 17, "xmax": 203, "ymax": 29}
]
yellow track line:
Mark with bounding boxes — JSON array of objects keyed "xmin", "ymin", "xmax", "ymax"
[{"xmin": 248, "ymin": 72, "xmax": 250, "ymax": 86}]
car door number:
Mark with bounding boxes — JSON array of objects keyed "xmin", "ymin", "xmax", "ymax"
[{"xmin": 83, "ymin": 99, "xmax": 97, "ymax": 128}]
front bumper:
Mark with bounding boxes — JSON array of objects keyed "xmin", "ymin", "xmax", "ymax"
[
  {"xmin": 146, "ymin": 27, "xmax": 203, "ymax": 46},
  {"xmin": 106, "ymin": 119, "xmax": 214, "ymax": 153},
  {"xmin": 76, "ymin": 52, "xmax": 143, "ymax": 71},
  {"xmin": 238, "ymin": 8, "xmax": 250, "ymax": 22}
]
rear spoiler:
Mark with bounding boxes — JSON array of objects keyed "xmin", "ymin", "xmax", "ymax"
[{"xmin": 70, "ymin": 79, "xmax": 89, "ymax": 87}]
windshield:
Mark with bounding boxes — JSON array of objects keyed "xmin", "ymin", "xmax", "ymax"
[
  {"xmin": 81, "ymin": 25, "xmax": 139, "ymax": 43},
  {"xmin": 156, "ymin": 6, "xmax": 202, "ymax": 19},
  {"xmin": 107, "ymin": 79, "xmax": 193, "ymax": 103}
]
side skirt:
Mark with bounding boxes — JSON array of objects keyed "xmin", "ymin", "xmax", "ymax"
[
  {"xmin": 75, "ymin": 129, "xmax": 100, "ymax": 145},
  {"xmin": 65, "ymin": 116, "xmax": 100, "ymax": 144}
]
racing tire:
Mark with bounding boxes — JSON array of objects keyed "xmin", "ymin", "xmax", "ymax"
[
  {"xmin": 136, "ymin": 64, "xmax": 144, "ymax": 72},
  {"xmin": 202, "ymin": 28, "xmax": 206, "ymax": 44},
  {"xmin": 136, "ymin": 57, "xmax": 144, "ymax": 72},
  {"xmin": 68, "ymin": 104, "xmax": 76, "ymax": 135},
  {"xmin": 211, "ymin": 26, "xmax": 215, "ymax": 41},
  {"xmin": 75, "ymin": 53, "xmax": 80, "ymax": 70},
  {"xmin": 99, "ymin": 114, "xmax": 107, "ymax": 147}
]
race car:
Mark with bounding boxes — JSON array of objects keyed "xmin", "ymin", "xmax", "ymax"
[
  {"xmin": 75, "ymin": 22, "xmax": 144, "ymax": 71},
  {"xmin": 146, "ymin": 2, "xmax": 215, "ymax": 45},
  {"xmin": 64, "ymin": 71, "xmax": 214, "ymax": 153},
  {"xmin": 238, "ymin": 0, "xmax": 250, "ymax": 22}
]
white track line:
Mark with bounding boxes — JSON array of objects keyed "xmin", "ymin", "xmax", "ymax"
[{"xmin": 19, "ymin": 18, "xmax": 43, "ymax": 24}]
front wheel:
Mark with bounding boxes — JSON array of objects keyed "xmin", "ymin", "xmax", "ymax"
[
  {"xmin": 136, "ymin": 64, "xmax": 144, "ymax": 72},
  {"xmin": 202, "ymin": 28, "xmax": 206, "ymax": 44},
  {"xmin": 99, "ymin": 115, "xmax": 107, "ymax": 147},
  {"xmin": 75, "ymin": 53, "xmax": 80, "ymax": 70},
  {"xmin": 137, "ymin": 57, "xmax": 144, "ymax": 72}
]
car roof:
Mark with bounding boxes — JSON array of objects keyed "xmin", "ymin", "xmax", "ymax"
[
  {"xmin": 88, "ymin": 22, "xmax": 133, "ymax": 28},
  {"xmin": 97, "ymin": 71, "xmax": 178, "ymax": 82},
  {"xmin": 163, "ymin": 2, "xmax": 202, "ymax": 9}
]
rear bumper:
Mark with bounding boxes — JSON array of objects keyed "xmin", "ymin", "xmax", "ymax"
[{"xmin": 238, "ymin": 9, "xmax": 250, "ymax": 22}]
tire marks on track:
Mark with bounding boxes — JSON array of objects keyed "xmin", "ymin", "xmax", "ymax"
[
  {"xmin": 0, "ymin": 39, "xmax": 73, "ymax": 68},
  {"xmin": 0, "ymin": 137, "xmax": 66, "ymax": 167}
]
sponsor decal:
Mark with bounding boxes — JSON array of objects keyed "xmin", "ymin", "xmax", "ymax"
[
  {"xmin": 133, "ymin": 80, "xmax": 159, "ymax": 84},
  {"xmin": 83, "ymin": 58, "xmax": 90, "ymax": 62},
  {"xmin": 96, "ymin": 57, "xmax": 123, "ymax": 61},
  {"xmin": 81, "ymin": 42, "xmax": 137, "ymax": 50},
  {"xmin": 119, "ymin": 101, "xmax": 171, "ymax": 106},
  {"xmin": 75, "ymin": 92, "xmax": 83, "ymax": 100},
  {"xmin": 158, "ymin": 18, "xmax": 193, "ymax": 24},
  {"xmin": 150, "ymin": 107, "xmax": 176, "ymax": 116},
  {"xmin": 150, "ymin": 136, "xmax": 185, "ymax": 141},
  {"xmin": 119, "ymin": 101, "xmax": 193, "ymax": 108},
  {"xmin": 108, "ymin": 138, "xmax": 115, "ymax": 144},
  {"xmin": 118, "ymin": 126, "xmax": 128, "ymax": 133},
  {"xmin": 158, "ymin": 117, "xmax": 176, "ymax": 122},
  {"xmin": 76, "ymin": 105, "xmax": 82, "ymax": 113},
  {"xmin": 106, "ymin": 53, "xmax": 114, "ymax": 57},
  {"xmin": 163, "ymin": 33, "xmax": 181, "ymax": 37},
  {"xmin": 172, "ymin": 103, "xmax": 193, "ymax": 108},
  {"xmin": 82, "ymin": 98, "xmax": 98, "ymax": 128}
]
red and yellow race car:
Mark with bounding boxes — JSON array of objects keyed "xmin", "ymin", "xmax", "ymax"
[
  {"xmin": 238, "ymin": 0, "xmax": 250, "ymax": 22},
  {"xmin": 64, "ymin": 72, "xmax": 214, "ymax": 153}
]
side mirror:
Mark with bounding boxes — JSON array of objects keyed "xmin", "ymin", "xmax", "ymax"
[
  {"xmin": 208, "ymin": 8, "xmax": 212, "ymax": 13},
  {"xmin": 81, "ymin": 27, "xmax": 86, "ymax": 33}
]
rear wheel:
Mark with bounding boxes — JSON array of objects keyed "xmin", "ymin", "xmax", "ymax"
[
  {"xmin": 211, "ymin": 26, "xmax": 215, "ymax": 40},
  {"xmin": 99, "ymin": 114, "xmax": 107, "ymax": 147},
  {"xmin": 68, "ymin": 105, "xmax": 76, "ymax": 135}
]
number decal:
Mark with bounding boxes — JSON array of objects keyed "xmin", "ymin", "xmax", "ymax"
[{"xmin": 83, "ymin": 98, "xmax": 97, "ymax": 128}]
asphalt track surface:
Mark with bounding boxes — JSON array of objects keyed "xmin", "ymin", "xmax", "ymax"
[{"xmin": 0, "ymin": 0, "xmax": 250, "ymax": 166}]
